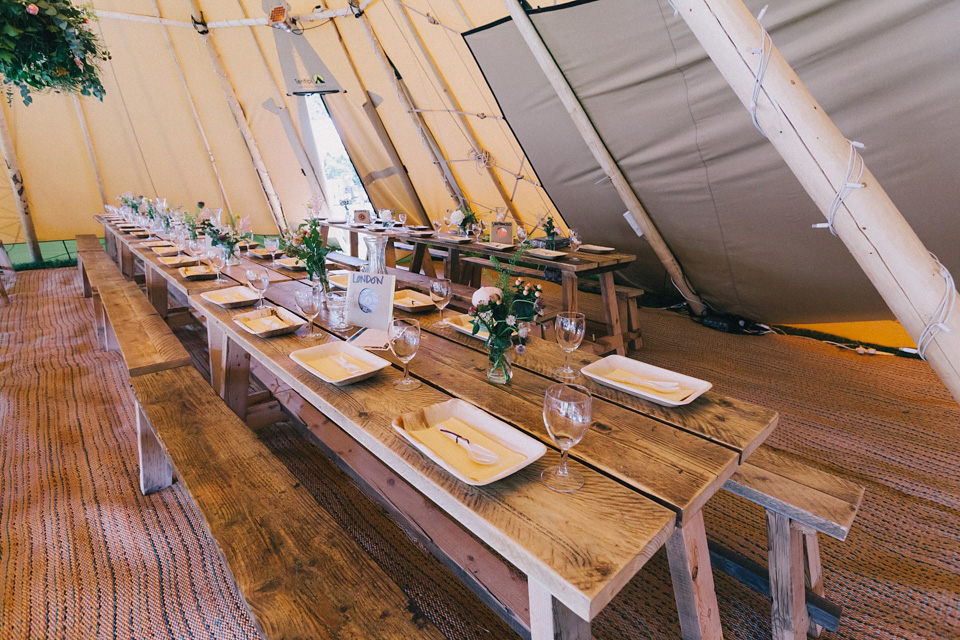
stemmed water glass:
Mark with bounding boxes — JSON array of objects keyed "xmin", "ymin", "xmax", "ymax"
[
  {"xmin": 516, "ymin": 225, "xmax": 528, "ymax": 244},
  {"xmin": 389, "ymin": 318, "xmax": 421, "ymax": 391},
  {"xmin": 430, "ymin": 278, "xmax": 452, "ymax": 323},
  {"xmin": 294, "ymin": 287, "xmax": 324, "ymax": 340},
  {"xmin": 245, "ymin": 266, "xmax": 270, "ymax": 308},
  {"xmin": 553, "ymin": 311, "xmax": 586, "ymax": 380},
  {"xmin": 397, "ymin": 212, "xmax": 407, "ymax": 227},
  {"xmin": 541, "ymin": 383, "xmax": 592, "ymax": 492},
  {"xmin": 432, "ymin": 219, "xmax": 443, "ymax": 235},
  {"xmin": 567, "ymin": 229, "xmax": 583, "ymax": 262},
  {"xmin": 472, "ymin": 221, "xmax": 485, "ymax": 244},
  {"xmin": 265, "ymin": 237, "xmax": 281, "ymax": 265},
  {"xmin": 207, "ymin": 247, "xmax": 226, "ymax": 283}
]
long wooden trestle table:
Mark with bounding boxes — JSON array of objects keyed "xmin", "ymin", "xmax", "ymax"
[{"xmin": 96, "ymin": 214, "xmax": 779, "ymax": 639}]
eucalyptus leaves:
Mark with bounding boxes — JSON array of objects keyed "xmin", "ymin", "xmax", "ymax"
[{"xmin": 1, "ymin": 1, "xmax": 111, "ymax": 105}]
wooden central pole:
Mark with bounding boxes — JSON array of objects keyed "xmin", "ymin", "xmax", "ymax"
[
  {"xmin": 672, "ymin": 0, "xmax": 960, "ymax": 403},
  {"xmin": 501, "ymin": 0, "xmax": 706, "ymax": 315},
  {"xmin": 0, "ymin": 107, "xmax": 41, "ymax": 262}
]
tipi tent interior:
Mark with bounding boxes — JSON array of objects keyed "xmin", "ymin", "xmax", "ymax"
[{"xmin": 1, "ymin": 0, "xmax": 958, "ymax": 638}]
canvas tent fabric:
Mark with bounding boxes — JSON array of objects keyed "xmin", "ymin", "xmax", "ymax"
[{"xmin": 1, "ymin": 0, "xmax": 958, "ymax": 324}]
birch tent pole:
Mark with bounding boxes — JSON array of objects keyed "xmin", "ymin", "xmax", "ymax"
[
  {"xmin": 0, "ymin": 107, "xmax": 41, "ymax": 262},
  {"xmin": 501, "ymin": 0, "xmax": 706, "ymax": 316},
  {"xmin": 671, "ymin": 0, "xmax": 960, "ymax": 405},
  {"xmin": 396, "ymin": 2, "xmax": 523, "ymax": 225},
  {"xmin": 186, "ymin": 0, "xmax": 288, "ymax": 234}
]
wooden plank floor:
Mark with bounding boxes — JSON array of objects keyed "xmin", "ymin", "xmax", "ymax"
[{"xmin": 0, "ymin": 268, "xmax": 957, "ymax": 639}]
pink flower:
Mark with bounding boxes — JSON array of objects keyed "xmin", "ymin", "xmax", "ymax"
[
  {"xmin": 26, "ymin": 4, "xmax": 38, "ymax": 15},
  {"xmin": 472, "ymin": 286, "xmax": 502, "ymax": 307},
  {"xmin": 74, "ymin": 56, "xmax": 84, "ymax": 70}
]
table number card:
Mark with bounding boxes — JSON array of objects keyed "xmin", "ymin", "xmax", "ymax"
[
  {"xmin": 353, "ymin": 209, "xmax": 371, "ymax": 225},
  {"xmin": 345, "ymin": 273, "xmax": 396, "ymax": 331},
  {"xmin": 491, "ymin": 221, "xmax": 513, "ymax": 244}
]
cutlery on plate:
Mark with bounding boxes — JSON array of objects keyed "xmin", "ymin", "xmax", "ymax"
[
  {"xmin": 439, "ymin": 428, "xmax": 499, "ymax": 465},
  {"xmin": 607, "ymin": 373, "xmax": 681, "ymax": 392},
  {"xmin": 332, "ymin": 355, "xmax": 364, "ymax": 375}
]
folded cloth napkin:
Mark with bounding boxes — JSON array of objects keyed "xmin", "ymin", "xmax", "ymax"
[
  {"xmin": 603, "ymin": 368, "xmax": 693, "ymax": 402},
  {"xmin": 243, "ymin": 314, "xmax": 290, "ymax": 333},
  {"xmin": 304, "ymin": 352, "xmax": 371, "ymax": 381},
  {"xmin": 211, "ymin": 290, "xmax": 251, "ymax": 303},
  {"xmin": 407, "ymin": 417, "xmax": 525, "ymax": 483}
]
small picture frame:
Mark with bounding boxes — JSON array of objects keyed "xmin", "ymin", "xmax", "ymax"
[
  {"xmin": 353, "ymin": 209, "xmax": 371, "ymax": 225},
  {"xmin": 345, "ymin": 273, "xmax": 396, "ymax": 331},
  {"xmin": 491, "ymin": 221, "xmax": 514, "ymax": 244}
]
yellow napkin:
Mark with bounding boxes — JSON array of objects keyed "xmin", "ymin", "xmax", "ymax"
[
  {"xmin": 395, "ymin": 295, "xmax": 425, "ymax": 307},
  {"xmin": 241, "ymin": 314, "xmax": 291, "ymax": 333},
  {"xmin": 209, "ymin": 290, "xmax": 253, "ymax": 304},
  {"xmin": 407, "ymin": 417, "xmax": 525, "ymax": 484},
  {"xmin": 329, "ymin": 275, "xmax": 349, "ymax": 288},
  {"xmin": 603, "ymin": 368, "xmax": 694, "ymax": 402},
  {"xmin": 303, "ymin": 352, "xmax": 372, "ymax": 381},
  {"xmin": 184, "ymin": 266, "xmax": 213, "ymax": 276}
]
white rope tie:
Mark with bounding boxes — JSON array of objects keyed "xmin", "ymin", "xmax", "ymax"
[
  {"xmin": 750, "ymin": 5, "xmax": 771, "ymax": 137},
  {"xmin": 667, "ymin": 0, "xmax": 679, "ymax": 17},
  {"xmin": 469, "ymin": 148, "xmax": 495, "ymax": 173},
  {"xmin": 917, "ymin": 253, "xmax": 956, "ymax": 361},
  {"xmin": 813, "ymin": 140, "xmax": 866, "ymax": 236}
]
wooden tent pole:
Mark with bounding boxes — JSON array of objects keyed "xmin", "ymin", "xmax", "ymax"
[
  {"xmin": 187, "ymin": 0, "xmax": 288, "ymax": 234},
  {"xmin": 0, "ymin": 107, "xmax": 41, "ymax": 262},
  {"xmin": 72, "ymin": 95, "xmax": 107, "ymax": 207},
  {"xmin": 355, "ymin": 13, "xmax": 466, "ymax": 209},
  {"xmin": 673, "ymin": 0, "xmax": 960, "ymax": 402},
  {"xmin": 501, "ymin": 0, "xmax": 706, "ymax": 315},
  {"xmin": 150, "ymin": 0, "xmax": 235, "ymax": 219},
  {"xmin": 396, "ymin": 2, "xmax": 523, "ymax": 225}
]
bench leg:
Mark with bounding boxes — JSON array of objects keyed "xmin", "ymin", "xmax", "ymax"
[
  {"xmin": 766, "ymin": 511, "xmax": 811, "ymax": 640},
  {"xmin": 136, "ymin": 403, "xmax": 173, "ymax": 495},
  {"xmin": 627, "ymin": 297, "xmax": 643, "ymax": 350},
  {"xmin": 207, "ymin": 322, "xmax": 226, "ymax": 393},
  {"xmin": 103, "ymin": 307, "xmax": 120, "ymax": 352},
  {"xmin": 801, "ymin": 527, "xmax": 824, "ymax": 637},
  {"xmin": 78, "ymin": 255, "xmax": 92, "ymax": 298},
  {"xmin": 528, "ymin": 577, "xmax": 590, "ymax": 640},
  {"xmin": 92, "ymin": 290, "xmax": 107, "ymax": 349},
  {"xmin": 598, "ymin": 272, "xmax": 625, "ymax": 356},
  {"xmin": 0, "ymin": 271, "xmax": 8, "ymax": 304},
  {"xmin": 666, "ymin": 510, "xmax": 724, "ymax": 640}
]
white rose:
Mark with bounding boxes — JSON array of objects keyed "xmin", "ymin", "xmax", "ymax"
[
  {"xmin": 472, "ymin": 286, "xmax": 502, "ymax": 307},
  {"xmin": 449, "ymin": 209, "xmax": 465, "ymax": 226}
]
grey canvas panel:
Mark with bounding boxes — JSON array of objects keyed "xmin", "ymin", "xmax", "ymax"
[{"xmin": 465, "ymin": 0, "xmax": 960, "ymax": 322}]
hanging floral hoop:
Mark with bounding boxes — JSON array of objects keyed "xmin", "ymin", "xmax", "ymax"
[{"xmin": 0, "ymin": 1, "xmax": 110, "ymax": 105}]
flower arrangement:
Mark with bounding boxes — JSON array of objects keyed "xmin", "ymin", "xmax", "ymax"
[
  {"xmin": 542, "ymin": 215, "xmax": 558, "ymax": 250},
  {"xmin": 469, "ymin": 245, "xmax": 545, "ymax": 384},
  {"xmin": 448, "ymin": 204, "xmax": 477, "ymax": 236},
  {"xmin": 117, "ymin": 192, "xmax": 142, "ymax": 215},
  {"xmin": 1, "ymin": 1, "xmax": 111, "ymax": 106},
  {"xmin": 209, "ymin": 209, "xmax": 252, "ymax": 262},
  {"xmin": 282, "ymin": 217, "xmax": 334, "ymax": 292},
  {"xmin": 181, "ymin": 202, "xmax": 210, "ymax": 241}
]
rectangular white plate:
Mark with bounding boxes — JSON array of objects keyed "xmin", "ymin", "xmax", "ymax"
[
  {"xmin": 200, "ymin": 286, "xmax": 260, "ymax": 309},
  {"xmin": 393, "ymin": 289, "xmax": 435, "ymax": 312},
  {"xmin": 178, "ymin": 265, "xmax": 217, "ymax": 281},
  {"xmin": 392, "ymin": 399, "xmax": 546, "ymax": 486},
  {"xmin": 478, "ymin": 242, "xmax": 515, "ymax": 251},
  {"xmin": 444, "ymin": 314, "xmax": 488, "ymax": 341},
  {"xmin": 328, "ymin": 270, "xmax": 352, "ymax": 289},
  {"xmin": 437, "ymin": 235, "xmax": 471, "ymax": 244},
  {"xmin": 578, "ymin": 244, "xmax": 616, "ymax": 254},
  {"xmin": 290, "ymin": 341, "xmax": 391, "ymax": 386},
  {"xmin": 406, "ymin": 225, "xmax": 431, "ymax": 231},
  {"xmin": 580, "ymin": 355, "xmax": 712, "ymax": 407},
  {"xmin": 152, "ymin": 246, "xmax": 180, "ymax": 257},
  {"xmin": 247, "ymin": 248, "xmax": 275, "ymax": 259},
  {"xmin": 141, "ymin": 240, "xmax": 173, "ymax": 248},
  {"xmin": 158, "ymin": 255, "xmax": 199, "ymax": 268},
  {"xmin": 527, "ymin": 248, "xmax": 566, "ymax": 260},
  {"xmin": 233, "ymin": 306, "xmax": 306, "ymax": 338},
  {"xmin": 276, "ymin": 257, "xmax": 305, "ymax": 270}
]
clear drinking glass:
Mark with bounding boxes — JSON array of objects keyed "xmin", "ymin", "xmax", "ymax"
[
  {"xmin": 432, "ymin": 220, "xmax": 443, "ymax": 234},
  {"xmin": 553, "ymin": 311, "xmax": 586, "ymax": 380},
  {"xmin": 295, "ymin": 287, "xmax": 324, "ymax": 340},
  {"xmin": 265, "ymin": 237, "xmax": 281, "ymax": 264},
  {"xmin": 568, "ymin": 229, "xmax": 583, "ymax": 262},
  {"xmin": 187, "ymin": 239, "xmax": 205, "ymax": 260},
  {"xmin": 397, "ymin": 212, "xmax": 407, "ymax": 227},
  {"xmin": 245, "ymin": 266, "xmax": 270, "ymax": 308},
  {"xmin": 389, "ymin": 318, "xmax": 421, "ymax": 391},
  {"xmin": 207, "ymin": 247, "xmax": 226, "ymax": 282},
  {"xmin": 516, "ymin": 225, "xmax": 528, "ymax": 244},
  {"xmin": 326, "ymin": 291, "xmax": 348, "ymax": 330},
  {"xmin": 430, "ymin": 278, "xmax": 452, "ymax": 323},
  {"xmin": 472, "ymin": 222, "xmax": 484, "ymax": 244},
  {"xmin": 542, "ymin": 383, "xmax": 592, "ymax": 492}
]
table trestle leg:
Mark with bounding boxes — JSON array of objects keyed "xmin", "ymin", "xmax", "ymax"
[
  {"xmin": 665, "ymin": 511, "xmax": 724, "ymax": 640},
  {"xmin": 528, "ymin": 577, "xmax": 590, "ymax": 640}
]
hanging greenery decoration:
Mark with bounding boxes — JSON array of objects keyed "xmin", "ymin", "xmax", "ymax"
[{"xmin": 0, "ymin": 1, "xmax": 111, "ymax": 106}]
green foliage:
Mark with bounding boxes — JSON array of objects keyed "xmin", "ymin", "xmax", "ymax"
[
  {"xmin": 282, "ymin": 218, "xmax": 334, "ymax": 287},
  {"xmin": 0, "ymin": 0, "xmax": 110, "ymax": 106}
]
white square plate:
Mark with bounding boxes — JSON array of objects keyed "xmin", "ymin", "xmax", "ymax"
[
  {"xmin": 393, "ymin": 289, "xmax": 436, "ymax": 312},
  {"xmin": 437, "ymin": 235, "xmax": 471, "ymax": 244},
  {"xmin": 159, "ymin": 255, "xmax": 199, "ymax": 268},
  {"xmin": 392, "ymin": 399, "xmax": 547, "ymax": 486},
  {"xmin": 443, "ymin": 314, "xmax": 488, "ymax": 341},
  {"xmin": 578, "ymin": 244, "xmax": 616, "ymax": 254},
  {"xmin": 200, "ymin": 286, "xmax": 260, "ymax": 308},
  {"xmin": 152, "ymin": 246, "xmax": 180, "ymax": 257},
  {"xmin": 233, "ymin": 306, "xmax": 306, "ymax": 338},
  {"xmin": 290, "ymin": 341, "xmax": 391, "ymax": 386},
  {"xmin": 478, "ymin": 242, "xmax": 515, "ymax": 251},
  {"xmin": 527, "ymin": 248, "xmax": 566, "ymax": 260},
  {"xmin": 178, "ymin": 265, "xmax": 217, "ymax": 281},
  {"xmin": 276, "ymin": 257, "xmax": 305, "ymax": 271},
  {"xmin": 580, "ymin": 355, "xmax": 712, "ymax": 406},
  {"xmin": 328, "ymin": 270, "xmax": 352, "ymax": 289}
]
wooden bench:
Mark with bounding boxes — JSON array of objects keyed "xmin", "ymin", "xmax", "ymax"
[
  {"xmin": 77, "ymin": 251, "xmax": 129, "ymax": 345},
  {"xmin": 326, "ymin": 250, "xmax": 368, "ymax": 271},
  {"xmin": 131, "ymin": 365, "xmax": 447, "ymax": 639},
  {"xmin": 98, "ymin": 283, "xmax": 192, "ymax": 376},
  {"xmin": 715, "ymin": 445, "xmax": 865, "ymax": 640},
  {"xmin": 0, "ymin": 239, "xmax": 13, "ymax": 304}
]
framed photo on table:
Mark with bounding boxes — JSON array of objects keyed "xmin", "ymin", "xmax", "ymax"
[
  {"xmin": 345, "ymin": 273, "xmax": 396, "ymax": 331},
  {"xmin": 353, "ymin": 210, "xmax": 371, "ymax": 225}
]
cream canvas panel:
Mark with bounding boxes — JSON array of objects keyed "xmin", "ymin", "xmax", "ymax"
[{"xmin": 467, "ymin": 0, "xmax": 960, "ymax": 322}]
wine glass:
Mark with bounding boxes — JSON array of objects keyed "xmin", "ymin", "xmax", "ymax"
[
  {"xmin": 430, "ymin": 278, "xmax": 452, "ymax": 323},
  {"xmin": 245, "ymin": 266, "xmax": 270, "ymax": 308},
  {"xmin": 516, "ymin": 225, "xmax": 528, "ymax": 244},
  {"xmin": 389, "ymin": 318, "xmax": 421, "ymax": 391},
  {"xmin": 442, "ymin": 213, "xmax": 451, "ymax": 233},
  {"xmin": 567, "ymin": 229, "xmax": 582, "ymax": 262},
  {"xmin": 205, "ymin": 248, "xmax": 225, "ymax": 282},
  {"xmin": 294, "ymin": 287, "xmax": 324, "ymax": 340},
  {"xmin": 541, "ymin": 383, "xmax": 592, "ymax": 492},
  {"xmin": 397, "ymin": 212, "xmax": 407, "ymax": 227},
  {"xmin": 432, "ymin": 219, "xmax": 443, "ymax": 234},
  {"xmin": 553, "ymin": 311, "xmax": 586, "ymax": 380},
  {"xmin": 472, "ymin": 222, "xmax": 484, "ymax": 244},
  {"xmin": 265, "ymin": 237, "xmax": 281, "ymax": 265}
]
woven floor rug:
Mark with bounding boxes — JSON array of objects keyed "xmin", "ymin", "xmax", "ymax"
[{"xmin": 1, "ymin": 269, "xmax": 958, "ymax": 638}]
